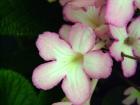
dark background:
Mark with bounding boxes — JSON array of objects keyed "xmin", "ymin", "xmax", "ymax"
[{"xmin": 0, "ymin": 0, "xmax": 140, "ymax": 105}]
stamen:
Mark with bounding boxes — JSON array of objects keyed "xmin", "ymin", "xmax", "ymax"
[
  {"xmin": 124, "ymin": 37, "xmax": 135, "ymax": 46},
  {"xmin": 72, "ymin": 53, "xmax": 84, "ymax": 63}
]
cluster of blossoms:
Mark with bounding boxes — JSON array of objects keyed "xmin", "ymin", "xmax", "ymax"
[{"xmin": 32, "ymin": 0, "xmax": 140, "ymax": 105}]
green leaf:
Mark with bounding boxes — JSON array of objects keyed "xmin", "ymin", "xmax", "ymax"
[
  {"xmin": 0, "ymin": 69, "xmax": 37, "ymax": 105},
  {"xmin": 36, "ymin": 91, "xmax": 50, "ymax": 105},
  {"xmin": 0, "ymin": 0, "xmax": 49, "ymax": 37},
  {"xmin": 102, "ymin": 86, "xmax": 126, "ymax": 105}
]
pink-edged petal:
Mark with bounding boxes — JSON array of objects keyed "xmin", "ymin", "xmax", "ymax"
[
  {"xmin": 59, "ymin": 24, "xmax": 72, "ymax": 42},
  {"xmin": 110, "ymin": 40, "xmax": 133, "ymax": 61},
  {"xmin": 69, "ymin": 23, "xmax": 95, "ymax": 54},
  {"xmin": 110, "ymin": 25, "xmax": 127, "ymax": 40},
  {"xmin": 62, "ymin": 64, "xmax": 90, "ymax": 105},
  {"xmin": 128, "ymin": 17, "xmax": 140, "ymax": 38},
  {"xmin": 63, "ymin": 5, "xmax": 102, "ymax": 28},
  {"xmin": 121, "ymin": 57, "xmax": 137, "ymax": 77},
  {"xmin": 63, "ymin": 4, "xmax": 87, "ymax": 23},
  {"xmin": 59, "ymin": 0, "xmax": 71, "ymax": 6},
  {"xmin": 109, "ymin": 42, "xmax": 123, "ymax": 61},
  {"xmin": 52, "ymin": 102, "xmax": 72, "ymax": 105},
  {"xmin": 32, "ymin": 61, "xmax": 67, "ymax": 90},
  {"xmin": 36, "ymin": 32, "xmax": 74, "ymax": 61},
  {"xmin": 106, "ymin": 0, "xmax": 134, "ymax": 26},
  {"xmin": 84, "ymin": 51, "xmax": 113, "ymax": 79}
]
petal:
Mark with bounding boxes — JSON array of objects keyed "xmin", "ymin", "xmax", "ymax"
[
  {"xmin": 106, "ymin": 0, "xmax": 134, "ymax": 26},
  {"xmin": 59, "ymin": 0, "xmax": 71, "ymax": 6},
  {"xmin": 52, "ymin": 102, "xmax": 72, "ymax": 105},
  {"xmin": 109, "ymin": 42, "xmax": 123, "ymax": 61},
  {"xmin": 128, "ymin": 17, "xmax": 140, "ymax": 38},
  {"xmin": 121, "ymin": 57, "xmax": 137, "ymax": 77},
  {"xmin": 128, "ymin": 17, "xmax": 140, "ymax": 57},
  {"xmin": 124, "ymin": 87, "xmax": 135, "ymax": 95},
  {"xmin": 110, "ymin": 41, "xmax": 134, "ymax": 61},
  {"xmin": 122, "ymin": 95, "xmax": 136, "ymax": 105},
  {"xmin": 133, "ymin": 40, "xmax": 140, "ymax": 57},
  {"xmin": 63, "ymin": 5, "xmax": 102, "ymax": 28},
  {"xmin": 137, "ymin": 98, "xmax": 140, "ymax": 105},
  {"xmin": 59, "ymin": 24, "xmax": 72, "ymax": 42},
  {"xmin": 69, "ymin": 23, "xmax": 95, "ymax": 54},
  {"xmin": 36, "ymin": 32, "xmax": 74, "ymax": 61},
  {"xmin": 62, "ymin": 64, "xmax": 90, "ymax": 105},
  {"xmin": 32, "ymin": 61, "xmax": 67, "ymax": 90},
  {"xmin": 110, "ymin": 25, "xmax": 127, "ymax": 41},
  {"xmin": 63, "ymin": 4, "xmax": 88, "ymax": 23},
  {"xmin": 84, "ymin": 51, "xmax": 113, "ymax": 79}
]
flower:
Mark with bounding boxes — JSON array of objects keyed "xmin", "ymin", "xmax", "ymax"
[
  {"xmin": 63, "ymin": 2, "xmax": 106, "ymax": 30},
  {"xmin": 109, "ymin": 17, "xmax": 140, "ymax": 77},
  {"xmin": 122, "ymin": 87, "xmax": 140, "ymax": 105},
  {"xmin": 105, "ymin": 0, "xmax": 140, "ymax": 26},
  {"xmin": 63, "ymin": 0, "xmax": 111, "ymax": 48},
  {"xmin": 32, "ymin": 23, "xmax": 112, "ymax": 105}
]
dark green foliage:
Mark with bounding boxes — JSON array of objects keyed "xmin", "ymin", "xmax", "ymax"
[
  {"xmin": 0, "ymin": 69, "xmax": 37, "ymax": 105},
  {"xmin": 0, "ymin": 0, "xmax": 62, "ymax": 37}
]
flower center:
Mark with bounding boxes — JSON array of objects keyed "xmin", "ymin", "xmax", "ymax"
[
  {"xmin": 124, "ymin": 37, "xmax": 135, "ymax": 46},
  {"xmin": 72, "ymin": 53, "xmax": 84, "ymax": 64},
  {"xmin": 90, "ymin": 17, "xmax": 103, "ymax": 28}
]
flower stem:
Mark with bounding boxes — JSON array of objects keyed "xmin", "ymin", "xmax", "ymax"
[
  {"xmin": 121, "ymin": 52, "xmax": 140, "ymax": 61},
  {"xmin": 84, "ymin": 79, "xmax": 98, "ymax": 105},
  {"xmin": 91, "ymin": 79, "xmax": 98, "ymax": 95}
]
